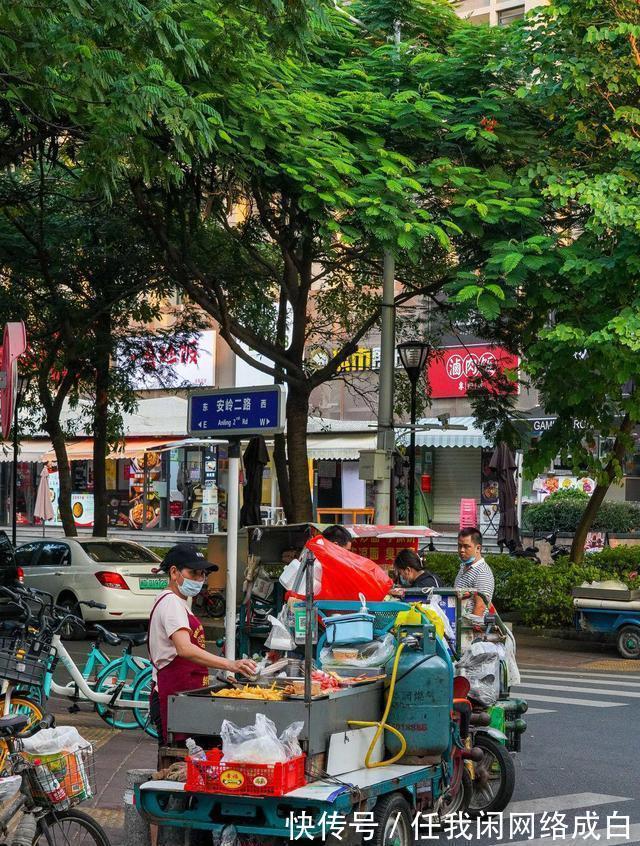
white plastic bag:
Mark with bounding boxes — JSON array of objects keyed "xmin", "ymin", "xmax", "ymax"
[
  {"xmin": 265, "ymin": 606, "xmax": 295, "ymax": 651},
  {"xmin": 0, "ymin": 776, "xmax": 21, "ymax": 803},
  {"xmin": 455, "ymin": 641, "xmax": 502, "ymax": 707},
  {"xmin": 279, "ymin": 549, "xmax": 322, "ymax": 596},
  {"xmin": 428, "ymin": 595, "xmax": 454, "ymax": 641},
  {"xmin": 320, "ymin": 634, "xmax": 396, "ymax": 669},
  {"xmin": 221, "ymin": 714, "xmax": 286, "ymax": 764},
  {"xmin": 221, "ymin": 715, "xmax": 304, "ymax": 764},
  {"xmin": 504, "ymin": 628, "xmax": 521, "ymax": 686},
  {"xmin": 21, "ymin": 726, "xmax": 90, "ymax": 755}
]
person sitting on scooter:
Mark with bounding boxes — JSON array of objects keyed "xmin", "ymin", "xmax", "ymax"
[{"xmin": 390, "ymin": 548, "xmax": 441, "ymax": 596}]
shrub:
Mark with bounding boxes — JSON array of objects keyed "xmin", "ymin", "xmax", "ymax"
[{"xmin": 524, "ymin": 489, "xmax": 640, "ymax": 533}]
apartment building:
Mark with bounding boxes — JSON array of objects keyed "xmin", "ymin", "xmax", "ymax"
[{"xmin": 453, "ymin": 0, "xmax": 544, "ymax": 26}]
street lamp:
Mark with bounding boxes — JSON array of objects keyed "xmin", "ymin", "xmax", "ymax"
[{"xmin": 397, "ymin": 341, "xmax": 430, "ymax": 526}]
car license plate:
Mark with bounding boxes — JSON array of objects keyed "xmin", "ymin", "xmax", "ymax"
[{"xmin": 140, "ymin": 578, "xmax": 168, "ymax": 590}]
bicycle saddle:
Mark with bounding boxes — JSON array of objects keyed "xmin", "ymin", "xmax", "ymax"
[
  {"xmin": 0, "ymin": 715, "xmax": 28, "ymax": 737},
  {"xmin": 93, "ymin": 624, "xmax": 121, "ymax": 646},
  {"xmin": 118, "ymin": 632, "xmax": 148, "ymax": 647}
]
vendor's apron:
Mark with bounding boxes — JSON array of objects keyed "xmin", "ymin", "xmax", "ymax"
[{"xmin": 149, "ymin": 592, "xmax": 209, "ymax": 743}]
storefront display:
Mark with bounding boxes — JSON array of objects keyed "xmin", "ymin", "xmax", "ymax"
[{"xmin": 46, "ymin": 470, "xmax": 95, "ymax": 528}]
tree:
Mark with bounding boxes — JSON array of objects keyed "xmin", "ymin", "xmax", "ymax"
[
  {"xmin": 126, "ymin": 0, "xmax": 539, "ymax": 521},
  {"xmin": 0, "ymin": 160, "xmax": 201, "ymax": 535},
  {"xmin": 457, "ymin": 0, "xmax": 640, "ymax": 562}
]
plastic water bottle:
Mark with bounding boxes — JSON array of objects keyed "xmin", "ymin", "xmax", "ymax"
[
  {"xmin": 32, "ymin": 759, "xmax": 71, "ymax": 810},
  {"xmin": 185, "ymin": 738, "xmax": 206, "ymax": 761}
]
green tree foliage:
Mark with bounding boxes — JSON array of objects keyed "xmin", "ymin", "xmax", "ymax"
[{"xmin": 457, "ymin": 0, "xmax": 640, "ymax": 561}]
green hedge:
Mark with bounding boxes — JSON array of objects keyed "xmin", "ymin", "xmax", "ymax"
[
  {"xmin": 523, "ymin": 488, "xmax": 640, "ymax": 533},
  {"xmin": 425, "ymin": 549, "xmax": 640, "ymax": 629}
]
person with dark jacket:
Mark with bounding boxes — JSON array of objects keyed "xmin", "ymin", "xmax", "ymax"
[{"xmin": 392, "ymin": 548, "xmax": 441, "ymax": 592}]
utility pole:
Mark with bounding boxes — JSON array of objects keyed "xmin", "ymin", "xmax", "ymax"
[
  {"xmin": 374, "ymin": 19, "xmax": 401, "ymax": 523},
  {"xmin": 374, "ymin": 251, "xmax": 396, "ymax": 523}
]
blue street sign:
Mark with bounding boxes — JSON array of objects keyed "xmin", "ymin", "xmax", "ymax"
[{"xmin": 188, "ymin": 386, "xmax": 285, "ymax": 437}]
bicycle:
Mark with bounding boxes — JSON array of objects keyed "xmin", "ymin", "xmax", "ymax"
[
  {"xmin": 0, "ymin": 712, "xmax": 111, "ymax": 846},
  {"xmin": 1, "ymin": 587, "xmax": 154, "ymax": 738}
]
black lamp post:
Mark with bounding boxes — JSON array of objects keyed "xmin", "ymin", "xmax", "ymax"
[{"xmin": 397, "ymin": 341, "xmax": 430, "ymax": 525}]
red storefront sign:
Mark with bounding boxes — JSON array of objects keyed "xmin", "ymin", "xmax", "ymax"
[{"xmin": 428, "ymin": 345, "xmax": 519, "ymax": 399}]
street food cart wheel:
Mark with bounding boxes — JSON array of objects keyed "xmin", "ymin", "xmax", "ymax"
[
  {"xmin": 372, "ymin": 793, "xmax": 412, "ymax": 846},
  {"xmin": 468, "ymin": 734, "xmax": 515, "ymax": 815},
  {"xmin": 439, "ymin": 766, "xmax": 472, "ymax": 818},
  {"xmin": 617, "ymin": 625, "xmax": 640, "ymax": 659}
]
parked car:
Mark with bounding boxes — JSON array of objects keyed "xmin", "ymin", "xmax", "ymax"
[
  {"xmin": 0, "ymin": 531, "xmax": 24, "ymax": 625},
  {"xmin": 14, "ymin": 538, "xmax": 168, "ymax": 638}
]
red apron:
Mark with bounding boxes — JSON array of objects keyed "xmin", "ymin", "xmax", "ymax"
[{"xmin": 149, "ymin": 592, "xmax": 209, "ymax": 743}]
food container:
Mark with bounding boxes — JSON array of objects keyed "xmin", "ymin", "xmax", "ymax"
[
  {"xmin": 330, "ymin": 648, "xmax": 360, "ymax": 663},
  {"xmin": 324, "ymin": 612, "xmax": 375, "ymax": 646},
  {"xmin": 185, "ymin": 751, "xmax": 306, "ymax": 797}
]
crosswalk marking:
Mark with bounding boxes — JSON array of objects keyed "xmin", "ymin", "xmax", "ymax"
[
  {"xmin": 516, "ymin": 693, "xmax": 624, "ymax": 707},
  {"xmin": 508, "ymin": 792, "xmax": 631, "ymax": 815},
  {"xmin": 526, "ymin": 707, "xmax": 555, "ymax": 715},
  {"xmin": 517, "ymin": 681, "xmax": 640, "ymax": 698},
  {"xmin": 496, "ymin": 822, "xmax": 640, "ymax": 846},
  {"xmin": 521, "ymin": 667, "xmax": 640, "ymax": 681},
  {"xmin": 521, "ymin": 672, "xmax": 640, "ymax": 689}
]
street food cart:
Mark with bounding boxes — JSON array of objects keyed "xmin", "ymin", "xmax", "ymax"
[{"xmin": 134, "ymin": 530, "xmax": 523, "ymax": 840}]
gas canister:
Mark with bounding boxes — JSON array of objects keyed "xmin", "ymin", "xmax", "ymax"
[{"xmin": 386, "ymin": 624, "xmax": 453, "ymax": 758}]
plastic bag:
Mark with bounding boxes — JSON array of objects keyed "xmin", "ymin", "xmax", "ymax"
[
  {"xmin": 221, "ymin": 714, "xmax": 286, "ymax": 764},
  {"xmin": 504, "ymin": 628, "xmax": 521, "ymax": 686},
  {"xmin": 455, "ymin": 642, "xmax": 502, "ymax": 707},
  {"xmin": 428, "ymin": 595, "xmax": 454, "ymax": 641},
  {"xmin": 279, "ymin": 556, "xmax": 322, "ymax": 596},
  {"xmin": 279, "ymin": 721, "xmax": 304, "ymax": 760},
  {"xmin": 21, "ymin": 727, "xmax": 90, "ymax": 755},
  {"xmin": 265, "ymin": 606, "xmax": 295, "ymax": 651},
  {"xmin": 320, "ymin": 633, "xmax": 396, "ymax": 669},
  {"xmin": 292, "ymin": 536, "xmax": 392, "ymax": 602},
  {"xmin": 0, "ymin": 776, "xmax": 21, "ymax": 803},
  {"xmin": 221, "ymin": 715, "xmax": 303, "ymax": 764}
]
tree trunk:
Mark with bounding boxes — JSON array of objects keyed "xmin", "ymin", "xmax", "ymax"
[
  {"xmin": 285, "ymin": 386, "xmax": 313, "ymax": 523},
  {"xmin": 273, "ymin": 433, "xmax": 293, "ymax": 521},
  {"xmin": 48, "ymin": 421, "xmax": 76, "ymax": 538},
  {"xmin": 92, "ymin": 313, "xmax": 111, "ymax": 537},
  {"xmin": 570, "ymin": 414, "xmax": 634, "ymax": 563}
]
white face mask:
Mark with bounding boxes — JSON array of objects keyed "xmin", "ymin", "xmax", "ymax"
[{"xmin": 178, "ymin": 576, "xmax": 204, "ymax": 598}]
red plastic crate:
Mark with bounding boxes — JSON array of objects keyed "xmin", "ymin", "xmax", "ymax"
[{"xmin": 185, "ymin": 751, "xmax": 306, "ymax": 797}]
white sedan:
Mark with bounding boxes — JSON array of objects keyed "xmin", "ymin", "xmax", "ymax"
[{"xmin": 14, "ymin": 538, "xmax": 169, "ymax": 637}]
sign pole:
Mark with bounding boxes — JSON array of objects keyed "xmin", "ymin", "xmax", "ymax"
[
  {"xmin": 11, "ymin": 395, "xmax": 18, "ymax": 547},
  {"xmin": 224, "ymin": 438, "xmax": 241, "ymax": 662}
]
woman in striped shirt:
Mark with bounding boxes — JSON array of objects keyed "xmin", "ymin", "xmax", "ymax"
[{"xmin": 454, "ymin": 527, "xmax": 495, "ymax": 616}]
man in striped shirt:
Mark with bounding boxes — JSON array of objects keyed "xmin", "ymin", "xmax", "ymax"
[{"xmin": 454, "ymin": 527, "xmax": 494, "ymax": 616}]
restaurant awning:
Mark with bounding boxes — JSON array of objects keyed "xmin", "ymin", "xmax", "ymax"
[
  {"xmin": 306, "ymin": 433, "xmax": 377, "ymax": 461},
  {"xmin": 0, "ymin": 440, "xmax": 53, "ymax": 463},
  {"xmin": 412, "ymin": 417, "xmax": 491, "ymax": 449},
  {"xmin": 41, "ymin": 438, "xmax": 178, "ymax": 462}
]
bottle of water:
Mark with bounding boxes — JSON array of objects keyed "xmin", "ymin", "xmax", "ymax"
[
  {"xmin": 32, "ymin": 759, "xmax": 71, "ymax": 810},
  {"xmin": 185, "ymin": 738, "xmax": 206, "ymax": 761}
]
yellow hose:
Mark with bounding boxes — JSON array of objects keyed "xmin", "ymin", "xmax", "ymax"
[{"xmin": 347, "ymin": 642, "xmax": 407, "ymax": 768}]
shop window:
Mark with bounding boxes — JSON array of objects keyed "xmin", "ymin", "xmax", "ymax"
[{"xmin": 498, "ymin": 5, "xmax": 525, "ymax": 24}]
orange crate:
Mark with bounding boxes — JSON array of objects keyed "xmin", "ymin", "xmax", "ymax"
[{"xmin": 185, "ymin": 751, "xmax": 306, "ymax": 797}]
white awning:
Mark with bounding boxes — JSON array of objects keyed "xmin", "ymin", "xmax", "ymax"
[
  {"xmin": 0, "ymin": 440, "xmax": 52, "ymax": 463},
  {"xmin": 307, "ymin": 433, "xmax": 377, "ymax": 461},
  {"xmin": 413, "ymin": 417, "xmax": 491, "ymax": 449}
]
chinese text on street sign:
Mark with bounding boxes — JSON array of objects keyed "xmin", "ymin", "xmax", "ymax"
[{"xmin": 188, "ymin": 386, "xmax": 285, "ymax": 437}]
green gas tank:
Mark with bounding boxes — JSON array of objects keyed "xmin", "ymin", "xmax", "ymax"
[{"xmin": 386, "ymin": 624, "xmax": 453, "ymax": 759}]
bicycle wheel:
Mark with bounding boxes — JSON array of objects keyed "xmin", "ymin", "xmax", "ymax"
[
  {"xmin": 94, "ymin": 657, "xmax": 147, "ymax": 730},
  {"xmin": 132, "ymin": 667, "xmax": 158, "ymax": 739},
  {"xmin": 0, "ymin": 695, "xmax": 44, "ymax": 773},
  {"xmin": 34, "ymin": 808, "xmax": 111, "ymax": 846}
]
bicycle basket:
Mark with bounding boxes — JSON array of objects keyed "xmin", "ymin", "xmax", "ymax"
[
  {"xmin": 24, "ymin": 746, "xmax": 95, "ymax": 810},
  {"xmin": 0, "ymin": 637, "xmax": 56, "ymax": 686}
]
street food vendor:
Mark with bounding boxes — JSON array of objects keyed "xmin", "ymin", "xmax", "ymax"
[
  {"xmin": 454, "ymin": 527, "xmax": 495, "ymax": 616},
  {"xmin": 148, "ymin": 544, "xmax": 257, "ymax": 744},
  {"xmin": 391, "ymin": 548, "xmax": 441, "ymax": 594}
]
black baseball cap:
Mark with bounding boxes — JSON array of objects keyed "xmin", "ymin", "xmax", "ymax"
[{"xmin": 157, "ymin": 544, "xmax": 219, "ymax": 573}]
